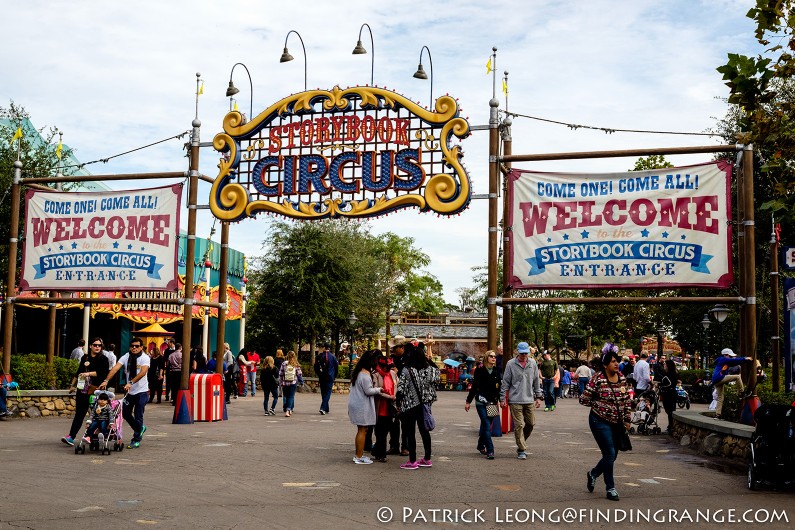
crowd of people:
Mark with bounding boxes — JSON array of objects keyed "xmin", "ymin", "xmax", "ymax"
[{"xmin": 44, "ymin": 330, "xmax": 762, "ymax": 503}]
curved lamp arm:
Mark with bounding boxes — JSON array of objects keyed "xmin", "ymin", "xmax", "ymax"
[
  {"xmin": 228, "ymin": 62, "xmax": 253, "ymax": 118},
  {"xmin": 281, "ymin": 30, "xmax": 307, "ymax": 91}
]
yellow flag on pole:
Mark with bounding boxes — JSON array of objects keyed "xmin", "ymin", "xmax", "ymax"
[
  {"xmin": 56, "ymin": 141, "xmax": 63, "ymax": 159},
  {"xmin": 198, "ymin": 81, "xmax": 204, "ymax": 95},
  {"xmin": 11, "ymin": 127, "xmax": 22, "ymax": 145},
  {"xmin": 233, "ymin": 100, "xmax": 239, "ymax": 112},
  {"xmin": 502, "ymin": 79, "xmax": 508, "ymax": 96},
  {"xmin": 486, "ymin": 57, "xmax": 492, "ymax": 74}
]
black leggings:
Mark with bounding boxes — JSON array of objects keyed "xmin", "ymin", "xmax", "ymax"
[{"xmin": 400, "ymin": 405, "xmax": 431, "ymax": 463}]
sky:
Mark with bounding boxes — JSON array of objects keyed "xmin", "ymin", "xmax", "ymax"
[{"xmin": 0, "ymin": 0, "xmax": 763, "ymax": 305}]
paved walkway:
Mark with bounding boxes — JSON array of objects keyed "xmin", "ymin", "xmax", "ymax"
[{"xmin": 1, "ymin": 390, "xmax": 793, "ymax": 529}]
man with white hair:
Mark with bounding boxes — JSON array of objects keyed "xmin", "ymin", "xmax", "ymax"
[{"xmin": 711, "ymin": 348, "xmax": 752, "ymax": 420}]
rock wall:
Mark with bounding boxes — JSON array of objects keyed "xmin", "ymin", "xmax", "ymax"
[
  {"xmin": 5, "ymin": 392, "xmax": 77, "ymax": 418},
  {"xmin": 672, "ymin": 421, "xmax": 750, "ymax": 459}
]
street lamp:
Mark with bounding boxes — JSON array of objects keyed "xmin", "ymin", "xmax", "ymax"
[
  {"xmin": 280, "ymin": 30, "xmax": 307, "ymax": 91},
  {"xmin": 413, "ymin": 45, "xmax": 434, "ymax": 108},
  {"xmin": 709, "ymin": 304, "xmax": 729, "ymax": 351},
  {"xmin": 701, "ymin": 313, "xmax": 711, "ymax": 370},
  {"xmin": 656, "ymin": 326, "xmax": 665, "ymax": 363},
  {"xmin": 226, "ymin": 62, "xmax": 253, "ymax": 118},
  {"xmin": 352, "ymin": 23, "xmax": 375, "ymax": 86},
  {"xmin": 348, "ymin": 311, "xmax": 358, "ymax": 365}
]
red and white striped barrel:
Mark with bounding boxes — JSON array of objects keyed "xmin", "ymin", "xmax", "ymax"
[{"xmin": 191, "ymin": 373, "xmax": 223, "ymax": 422}]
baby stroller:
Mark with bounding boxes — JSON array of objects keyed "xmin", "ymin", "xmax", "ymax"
[
  {"xmin": 747, "ymin": 404, "xmax": 795, "ymax": 490},
  {"xmin": 676, "ymin": 383, "xmax": 691, "ymax": 409},
  {"xmin": 629, "ymin": 386, "xmax": 662, "ymax": 435},
  {"xmin": 75, "ymin": 390, "xmax": 125, "ymax": 455}
]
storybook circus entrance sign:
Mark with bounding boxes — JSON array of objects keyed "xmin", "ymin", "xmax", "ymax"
[
  {"xmin": 208, "ymin": 86, "xmax": 471, "ymax": 221},
  {"xmin": 491, "ymin": 139, "xmax": 758, "ymax": 388}
]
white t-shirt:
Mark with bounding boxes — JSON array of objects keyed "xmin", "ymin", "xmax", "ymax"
[
  {"xmin": 117, "ymin": 352, "xmax": 151, "ymax": 395},
  {"xmin": 70, "ymin": 347, "xmax": 84, "ymax": 360},
  {"xmin": 634, "ymin": 359, "xmax": 651, "ymax": 390}
]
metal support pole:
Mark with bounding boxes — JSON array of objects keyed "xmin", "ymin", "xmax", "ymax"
[
  {"xmin": 239, "ymin": 275, "xmax": 246, "ymax": 351},
  {"xmin": 743, "ymin": 144, "xmax": 757, "ymax": 389},
  {"xmin": 2, "ymin": 161, "xmax": 22, "ymax": 377},
  {"xmin": 501, "ymin": 116, "xmax": 513, "ymax": 361},
  {"xmin": 487, "ymin": 97, "xmax": 500, "ymax": 351},
  {"xmin": 82, "ymin": 304, "xmax": 90, "ymax": 346},
  {"xmin": 174, "ymin": 90, "xmax": 201, "ymax": 423},
  {"xmin": 770, "ymin": 217, "xmax": 780, "ymax": 392},
  {"xmin": 215, "ymin": 223, "xmax": 230, "ymax": 369},
  {"xmin": 47, "ymin": 302, "xmax": 56, "ymax": 363},
  {"xmin": 202, "ymin": 264, "xmax": 211, "ymax": 355}
]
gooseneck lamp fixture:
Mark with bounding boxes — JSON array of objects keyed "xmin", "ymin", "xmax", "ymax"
[
  {"xmin": 413, "ymin": 45, "xmax": 434, "ymax": 108},
  {"xmin": 352, "ymin": 23, "xmax": 374, "ymax": 86},
  {"xmin": 226, "ymin": 62, "xmax": 253, "ymax": 118},
  {"xmin": 280, "ymin": 30, "xmax": 307, "ymax": 91}
]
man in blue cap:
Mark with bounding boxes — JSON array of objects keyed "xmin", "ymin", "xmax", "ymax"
[{"xmin": 500, "ymin": 342, "xmax": 543, "ymax": 459}]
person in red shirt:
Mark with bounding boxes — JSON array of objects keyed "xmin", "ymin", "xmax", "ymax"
[{"xmin": 246, "ymin": 350, "xmax": 261, "ymax": 397}]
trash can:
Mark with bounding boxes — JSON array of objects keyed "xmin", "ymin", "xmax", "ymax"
[{"xmin": 191, "ymin": 373, "xmax": 223, "ymax": 422}]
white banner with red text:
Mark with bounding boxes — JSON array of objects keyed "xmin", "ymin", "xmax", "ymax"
[
  {"xmin": 20, "ymin": 185, "xmax": 182, "ymax": 291},
  {"xmin": 507, "ymin": 162, "xmax": 733, "ymax": 289}
]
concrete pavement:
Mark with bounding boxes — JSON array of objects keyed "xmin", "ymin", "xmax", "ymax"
[{"xmin": 1, "ymin": 389, "xmax": 793, "ymax": 529}]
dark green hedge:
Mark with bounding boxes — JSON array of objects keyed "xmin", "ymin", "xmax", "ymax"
[
  {"xmin": 677, "ymin": 369, "xmax": 711, "ymax": 385},
  {"xmin": 9, "ymin": 354, "xmax": 78, "ymax": 389}
]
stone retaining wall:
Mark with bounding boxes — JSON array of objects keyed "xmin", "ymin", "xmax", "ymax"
[
  {"xmin": 672, "ymin": 410, "xmax": 753, "ymax": 460},
  {"xmin": 3, "ymin": 381, "xmax": 352, "ymax": 419},
  {"xmin": 4, "ymin": 391, "xmax": 77, "ymax": 418}
]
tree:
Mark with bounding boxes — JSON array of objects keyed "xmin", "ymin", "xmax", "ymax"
[
  {"xmin": 632, "ymin": 155, "xmax": 673, "ymax": 171},
  {"xmin": 716, "ymin": 1, "xmax": 795, "ymax": 221},
  {"xmin": 246, "ymin": 220, "xmax": 439, "ymax": 356},
  {"xmin": 0, "ymin": 102, "xmax": 73, "ymax": 283}
]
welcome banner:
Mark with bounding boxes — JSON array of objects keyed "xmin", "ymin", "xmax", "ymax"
[
  {"xmin": 507, "ymin": 162, "xmax": 733, "ymax": 289},
  {"xmin": 20, "ymin": 185, "xmax": 182, "ymax": 291}
]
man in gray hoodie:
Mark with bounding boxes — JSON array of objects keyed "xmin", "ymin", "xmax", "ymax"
[{"xmin": 500, "ymin": 341, "xmax": 543, "ymax": 459}]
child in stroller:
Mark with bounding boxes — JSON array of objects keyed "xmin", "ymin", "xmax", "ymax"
[
  {"xmin": 675, "ymin": 381, "xmax": 690, "ymax": 409},
  {"xmin": 75, "ymin": 390, "xmax": 124, "ymax": 455},
  {"xmin": 629, "ymin": 387, "xmax": 663, "ymax": 435}
]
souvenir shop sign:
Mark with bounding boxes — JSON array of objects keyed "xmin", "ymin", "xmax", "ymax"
[
  {"xmin": 507, "ymin": 162, "xmax": 733, "ymax": 289},
  {"xmin": 209, "ymin": 86, "xmax": 471, "ymax": 220},
  {"xmin": 20, "ymin": 185, "xmax": 182, "ymax": 291}
]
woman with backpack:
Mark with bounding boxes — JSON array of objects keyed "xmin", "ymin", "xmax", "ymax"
[{"xmin": 279, "ymin": 351, "xmax": 303, "ymax": 417}]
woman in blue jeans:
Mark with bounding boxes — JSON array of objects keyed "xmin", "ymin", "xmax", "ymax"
[
  {"xmin": 278, "ymin": 351, "xmax": 303, "ymax": 417},
  {"xmin": 579, "ymin": 344, "xmax": 632, "ymax": 501},
  {"xmin": 465, "ymin": 350, "xmax": 501, "ymax": 459}
]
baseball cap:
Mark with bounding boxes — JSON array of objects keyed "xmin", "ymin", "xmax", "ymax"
[
  {"xmin": 721, "ymin": 348, "xmax": 736, "ymax": 357},
  {"xmin": 388, "ymin": 335, "xmax": 407, "ymax": 348},
  {"xmin": 517, "ymin": 342, "xmax": 531, "ymax": 354}
]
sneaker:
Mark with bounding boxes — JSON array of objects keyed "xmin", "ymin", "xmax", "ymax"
[
  {"xmin": 550, "ymin": 405, "xmax": 555, "ymax": 411},
  {"xmin": 319, "ymin": 410, "xmax": 327, "ymax": 415},
  {"xmin": 586, "ymin": 471, "xmax": 596, "ymax": 493},
  {"xmin": 98, "ymin": 433, "xmax": 105, "ymax": 446},
  {"xmin": 544, "ymin": 407, "xmax": 549, "ymax": 412},
  {"xmin": 606, "ymin": 488, "xmax": 620, "ymax": 501},
  {"xmin": 285, "ymin": 411, "xmax": 290, "ymax": 417},
  {"xmin": 417, "ymin": 458, "xmax": 432, "ymax": 467},
  {"xmin": 400, "ymin": 461, "xmax": 419, "ymax": 470},
  {"xmin": 139, "ymin": 425, "xmax": 147, "ymax": 439},
  {"xmin": 61, "ymin": 435, "xmax": 74, "ymax": 446},
  {"xmin": 127, "ymin": 441, "xmax": 140, "ymax": 449},
  {"xmin": 400, "ymin": 449, "xmax": 410, "ymax": 456},
  {"xmin": 353, "ymin": 456, "xmax": 373, "ymax": 465},
  {"xmin": 287, "ymin": 410, "xmax": 292, "ymax": 417},
  {"xmin": 478, "ymin": 447, "xmax": 487, "ymax": 455},
  {"xmin": 374, "ymin": 456, "xmax": 388, "ymax": 463},
  {"xmin": 517, "ymin": 451, "xmax": 527, "ymax": 460},
  {"xmin": 82, "ymin": 436, "xmax": 91, "ymax": 445},
  {"xmin": 0, "ymin": 410, "xmax": 10, "ymax": 417},
  {"xmin": 714, "ymin": 414, "xmax": 722, "ymax": 421},
  {"xmin": 486, "ymin": 453, "xmax": 495, "ymax": 460},
  {"xmin": 269, "ymin": 409, "xmax": 275, "ymax": 415}
]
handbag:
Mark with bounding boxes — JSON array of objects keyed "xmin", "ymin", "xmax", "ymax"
[
  {"xmin": 485, "ymin": 403, "xmax": 500, "ymax": 418},
  {"xmin": 618, "ymin": 429, "xmax": 632, "ymax": 451},
  {"xmin": 408, "ymin": 369, "xmax": 435, "ymax": 431}
]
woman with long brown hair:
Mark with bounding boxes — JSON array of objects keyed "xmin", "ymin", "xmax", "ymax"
[{"xmin": 278, "ymin": 351, "xmax": 303, "ymax": 417}]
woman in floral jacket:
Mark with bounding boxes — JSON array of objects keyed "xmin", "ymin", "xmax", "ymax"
[{"xmin": 579, "ymin": 343, "xmax": 632, "ymax": 501}]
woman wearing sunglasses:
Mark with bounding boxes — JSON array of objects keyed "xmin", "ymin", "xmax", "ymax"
[{"xmin": 61, "ymin": 337, "xmax": 111, "ymax": 446}]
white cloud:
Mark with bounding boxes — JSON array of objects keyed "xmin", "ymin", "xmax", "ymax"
[{"xmin": 1, "ymin": 0, "xmax": 762, "ymax": 303}]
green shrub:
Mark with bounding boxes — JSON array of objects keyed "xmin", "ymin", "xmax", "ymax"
[
  {"xmin": 721, "ymin": 384, "xmax": 740, "ymax": 422},
  {"xmin": 54, "ymin": 357, "xmax": 79, "ymax": 388},
  {"xmin": 755, "ymin": 386, "xmax": 794, "ymax": 407},
  {"xmin": 9, "ymin": 354, "xmax": 56, "ymax": 389},
  {"xmin": 678, "ymin": 369, "xmax": 711, "ymax": 385}
]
